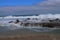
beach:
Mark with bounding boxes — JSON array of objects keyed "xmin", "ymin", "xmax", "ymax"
[
  {"xmin": 0, "ymin": 33, "xmax": 60, "ymax": 40},
  {"xmin": 0, "ymin": 29, "xmax": 60, "ymax": 40}
]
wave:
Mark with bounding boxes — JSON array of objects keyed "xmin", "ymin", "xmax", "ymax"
[
  {"xmin": 0, "ymin": 14, "xmax": 60, "ymax": 23},
  {"xmin": 0, "ymin": 14, "xmax": 60, "ymax": 19},
  {"xmin": 0, "ymin": 22, "xmax": 57, "ymax": 32},
  {"xmin": 0, "ymin": 14, "xmax": 60, "ymax": 32}
]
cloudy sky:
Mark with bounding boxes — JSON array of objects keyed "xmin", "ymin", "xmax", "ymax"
[{"xmin": 0, "ymin": 0, "xmax": 60, "ymax": 16}]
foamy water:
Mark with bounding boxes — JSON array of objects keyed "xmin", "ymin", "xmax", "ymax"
[{"xmin": 0, "ymin": 14, "xmax": 60, "ymax": 32}]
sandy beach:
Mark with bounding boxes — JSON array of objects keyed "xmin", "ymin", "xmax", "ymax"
[{"xmin": 0, "ymin": 33, "xmax": 60, "ymax": 40}]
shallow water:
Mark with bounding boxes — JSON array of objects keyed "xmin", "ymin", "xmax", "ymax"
[{"xmin": 0, "ymin": 25, "xmax": 57, "ymax": 33}]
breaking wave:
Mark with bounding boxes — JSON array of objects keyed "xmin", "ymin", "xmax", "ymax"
[
  {"xmin": 0, "ymin": 14, "xmax": 60, "ymax": 19},
  {"xmin": 0, "ymin": 14, "xmax": 60, "ymax": 32}
]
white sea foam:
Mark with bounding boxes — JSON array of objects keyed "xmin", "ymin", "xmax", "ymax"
[{"xmin": 0, "ymin": 14, "xmax": 60, "ymax": 32}]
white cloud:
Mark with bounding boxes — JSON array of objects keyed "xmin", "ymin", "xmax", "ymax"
[{"xmin": 37, "ymin": 0, "xmax": 60, "ymax": 6}]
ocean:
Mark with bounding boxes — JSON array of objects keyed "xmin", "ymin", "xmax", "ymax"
[{"xmin": 0, "ymin": 14, "xmax": 60, "ymax": 36}]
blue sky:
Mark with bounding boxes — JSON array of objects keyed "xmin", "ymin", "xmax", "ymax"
[
  {"xmin": 0, "ymin": 0, "xmax": 44, "ymax": 6},
  {"xmin": 0, "ymin": 0, "xmax": 60, "ymax": 16}
]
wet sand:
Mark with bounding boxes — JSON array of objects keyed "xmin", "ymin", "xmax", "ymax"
[
  {"xmin": 0, "ymin": 28, "xmax": 60, "ymax": 40},
  {"xmin": 0, "ymin": 33, "xmax": 60, "ymax": 40}
]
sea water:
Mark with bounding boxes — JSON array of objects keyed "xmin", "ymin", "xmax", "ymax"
[{"xmin": 0, "ymin": 14, "xmax": 60, "ymax": 33}]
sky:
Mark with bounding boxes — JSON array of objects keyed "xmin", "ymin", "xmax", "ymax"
[
  {"xmin": 0, "ymin": 0, "xmax": 44, "ymax": 6},
  {"xmin": 0, "ymin": 0, "xmax": 60, "ymax": 16}
]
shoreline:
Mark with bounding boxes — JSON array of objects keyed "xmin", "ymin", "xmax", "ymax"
[{"xmin": 0, "ymin": 33, "xmax": 60, "ymax": 40}]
